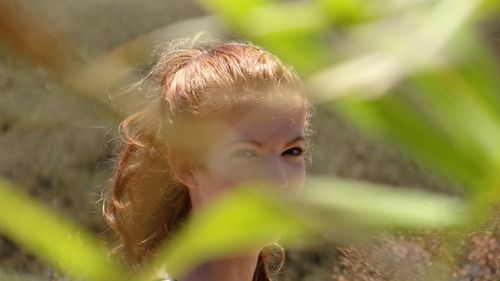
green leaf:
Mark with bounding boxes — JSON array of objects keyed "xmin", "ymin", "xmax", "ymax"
[
  {"xmin": 0, "ymin": 178, "xmax": 127, "ymax": 281},
  {"xmin": 330, "ymin": 30, "xmax": 500, "ymax": 193},
  {"xmin": 136, "ymin": 177, "xmax": 464, "ymax": 280},
  {"xmin": 316, "ymin": 0, "xmax": 367, "ymax": 24},
  {"xmin": 301, "ymin": 176, "xmax": 465, "ymax": 229},
  {"xmin": 198, "ymin": 0, "xmax": 331, "ymax": 73},
  {"xmin": 334, "ymin": 93, "xmax": 484, "ymax": 186},
  {"xmin": 198, "ymin": 0, "xmax": 274, "ymax": 26},
  {"xmin": 238, "ymin": 2, "xmax": 330, "ymax": 73},
  {"xmin": 135, "ymin": 184, "xmax": 316, "ymax": 280},
  {"xmin": 315, "ymin": 0, "xmax": 437, "ymax": 26}
]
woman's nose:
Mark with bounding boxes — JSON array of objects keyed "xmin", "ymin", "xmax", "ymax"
[{"xmin": 260, "ymin": 158, "xmax": 288, "ymax": 190}]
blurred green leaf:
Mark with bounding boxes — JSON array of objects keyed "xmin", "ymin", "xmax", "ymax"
[
  {"xmin": 0, "ymin": 175, "xmax": 465, "ymax": 281},
  {"xmin": 334, "ymin": 90, "xmax": 485, "ymax": 187},
  {"xmin": 0, "ymin": 178, "xmax": 127, "ymax": 281},
  {"xmin": 308, "ymin": 0, "xmax": 482, "ymax": 100},
  {"xmin": 137, "ymin": 177, "xmax": 464, "ymax": 280},
  {"xmin": 239, "ymin": 2, "xmax": 330, "ymax": 72},
  {"xmin": 331, "ymin": 27, "xmax": 500, "ymax": 197},
  {"xmin": 199, "ymin": 0, "xmax": 331, "ymax": 73},
  {"xmin": 198, "ymin": 0, "xmax": 274, "ymax": 26},
  {"xmin": 316, "ymin": 0, "xmax": 368, "ymax": 25},
  {"xmin": 301, "ymin": 177, "xmax": 465, "ymax": 229},
  {"xmin": 135, "ymin": 184, "xmax": 317, "ymax": 280},
  {"xmin": 315, "ymin": 0, "xmax": 437, "ymax": 26}
]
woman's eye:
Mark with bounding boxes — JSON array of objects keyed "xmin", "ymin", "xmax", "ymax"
[
  {"xmin": 231, "ymin": 148, "xmax": 259, "ymax": 159},
  {"xmin": 282, "ymin": 147, "xmax": 304, "ymax": 157}
]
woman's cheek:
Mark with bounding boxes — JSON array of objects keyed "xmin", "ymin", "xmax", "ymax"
[
  {"xmin": 285, "ymin": 160, "xmax": 306, "ymax": 195},
  {"xmin": 213, "ymin": 158, "xmax": 260, "ymax": 183},
  {"xmin": 190, "ymin": 171, "xmax": 234, "ymax": 211},
  {"xmin": 207, "ymin": 156, "xmax": 305, "ymax": 193}
]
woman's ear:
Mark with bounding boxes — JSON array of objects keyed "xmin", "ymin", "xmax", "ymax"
[{"xmin": 167, "ymin": 150, "xmax": 199, "ymax": 189}]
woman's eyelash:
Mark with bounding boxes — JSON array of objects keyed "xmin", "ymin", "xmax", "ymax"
[
  {"xmin": 231, "ymin": 147, "xmax": 304, "ymax": 158},
  {"xmin": 282, "ymin": 147, "xmax": 304, "ymax": 156}
]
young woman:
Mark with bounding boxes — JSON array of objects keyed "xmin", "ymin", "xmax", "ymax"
[{"xmin": 102, "ymin": 37, "xmax": 311, "ymax": 281}]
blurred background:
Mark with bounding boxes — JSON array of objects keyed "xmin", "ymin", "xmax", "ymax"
[{"xmin": 0, "ymin": 0, "xmax": 498, "ymax": 281}]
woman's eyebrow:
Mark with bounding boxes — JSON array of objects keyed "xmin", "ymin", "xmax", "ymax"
[
  {"xmin": 224, "ymin": 135, "xmax": 305, "ymax": 148},
  {"xmin": 284, "ymin": 136, "xmax": 305, "ymax": 147},
  {"xmin": 224, "ymin": 138, "xmax": 262, "ymax": 147}
]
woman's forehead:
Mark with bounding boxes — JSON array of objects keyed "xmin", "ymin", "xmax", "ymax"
[
  {"xmin": 167, "ymin": 103, "xmax": 307, "ymax": 155},
  {"xmin": 218, "ymin": 105, "xmax": 307, "ymax": 145}
]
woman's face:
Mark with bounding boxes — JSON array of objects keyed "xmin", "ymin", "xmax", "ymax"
[{"xmin": 183, "ymin": 104, "xmax": 307, "ymax": 211}]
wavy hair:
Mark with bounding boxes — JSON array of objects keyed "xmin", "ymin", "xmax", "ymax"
[{"xmin": 101, "ymin": 36, "xmax": 309, "ymax": 281}]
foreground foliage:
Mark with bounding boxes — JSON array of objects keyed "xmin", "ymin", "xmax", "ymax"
[{"xmin": 0, "ymin": 0, "xmax": 499, "ymax": 280}]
